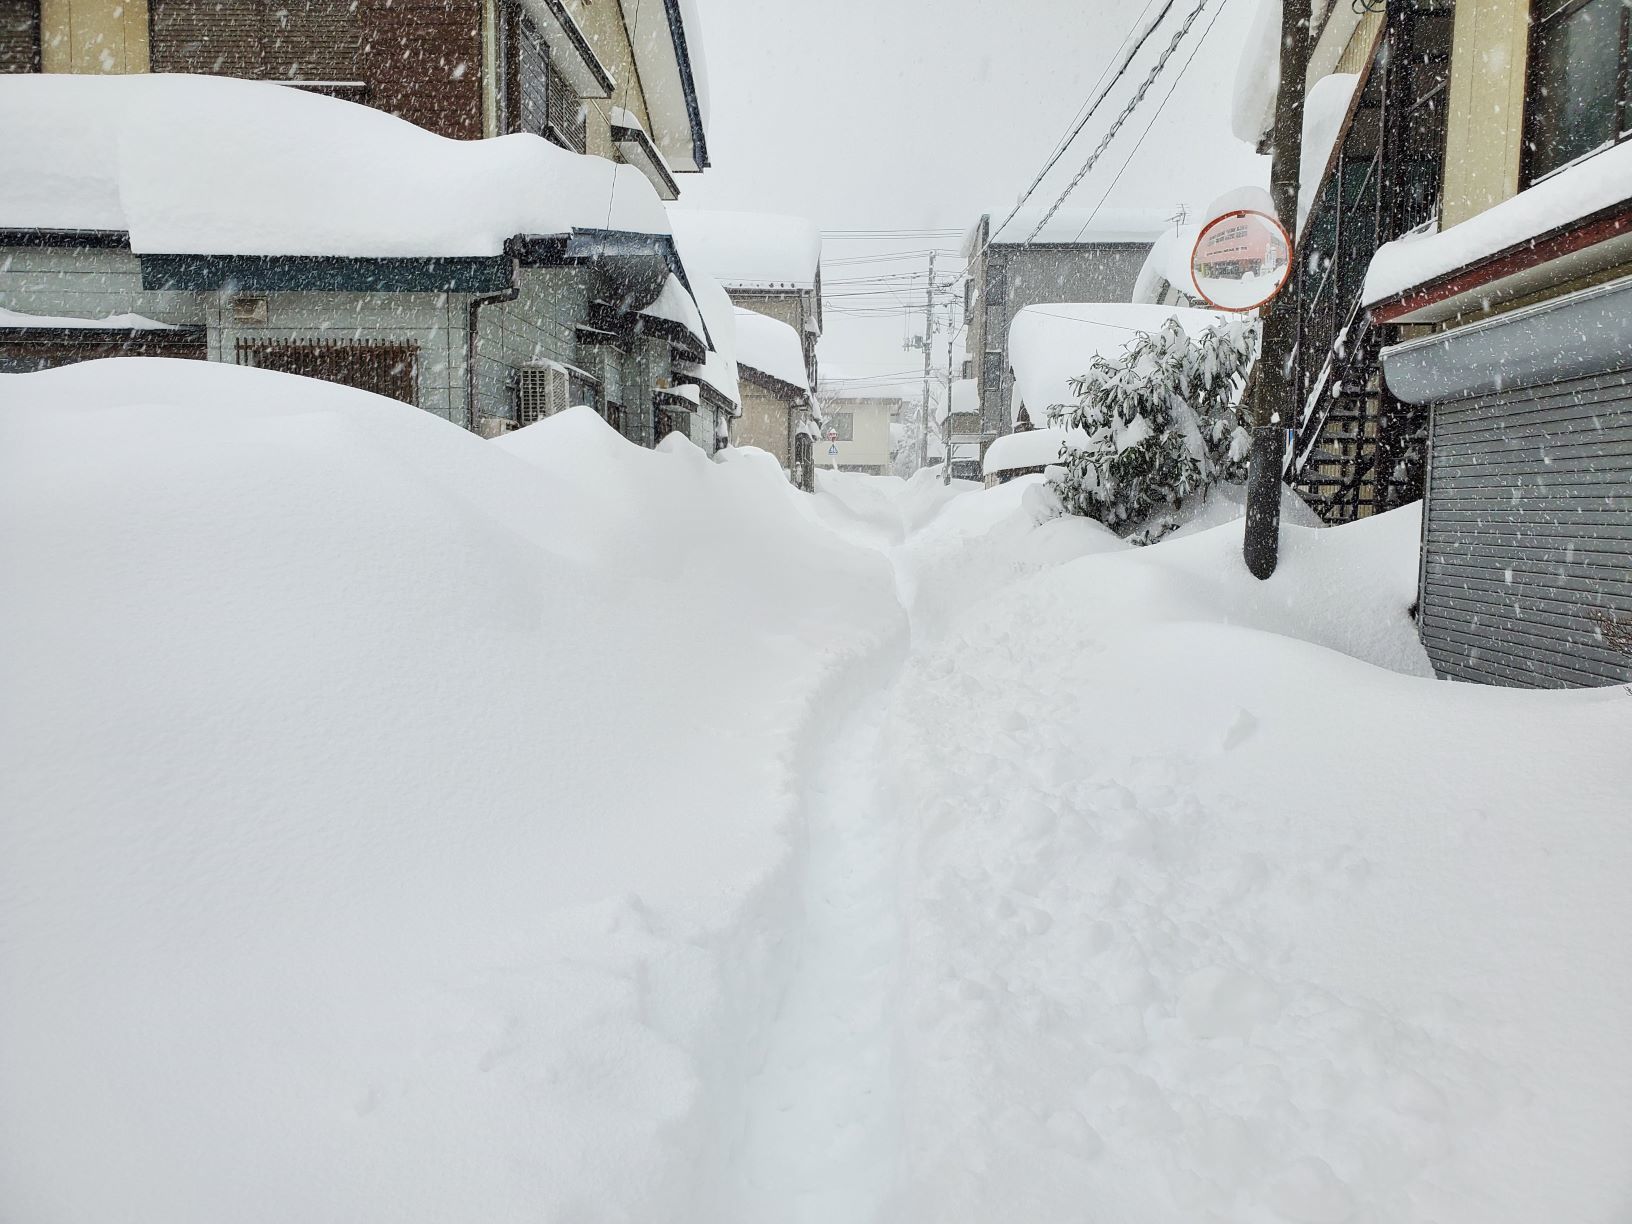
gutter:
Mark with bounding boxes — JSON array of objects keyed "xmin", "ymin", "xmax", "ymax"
[{"xmin": 466, "ymin": 237, "xmax": 522, "ymax": 433}]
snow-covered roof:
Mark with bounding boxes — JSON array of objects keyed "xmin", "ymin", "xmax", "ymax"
[
  {"xmin": 1007, "ymin": 303, "xmax": 1229, "ymax": 427},
  {"xmin": 0, "ymin": 307, "xmax": 178, "ymax": 330},
  {"xmin": 667, "ymin": 210, "xmax": 822, "ymax": 291},
  {"xmin": 673, "ymin": 272, "xmax": 740, "ymax": 412},
  {"xmin": 983, "ymin": 426, "xmax": 1088, "ymax": 476},
  {"xmin": 964, "ymin": 206, "xmax": 1168, "ymax": 255},
  {"xmin": 0, "ymin": 73, "xmax": 670, "ymax": 256},
  {"xmin": 616, "ymin": 0, "xmax": 710, "ymax": 173},
  {"xmin": 732, "ymin": 307, "xmax": 809, "ymax": 395},
  {"xmin": 949, "ymin": 378, "xmax": 978, "ymax": 416},
  {"xmin": 1231, "ymin": 1, "xmax": 1361, "ymax": 147},
  {"xmin": 1132, "ymin": 224, "xmax": 1202, "ymax": 305},
  {"xmin": 1299, "ymin": 73, "xmax": 1360, "ymax": 233},
  {"xmin": 1364, "ymin": 138, "xmax": 1632, "ymax": 306},
  {"xmin": 639, "ymin": 274, "xmax": 710, "ymax": 352}
]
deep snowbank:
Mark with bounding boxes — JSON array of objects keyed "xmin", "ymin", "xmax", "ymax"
[
  {"xmin": 0, "ymin": 361, "xmax": 902, "ymax": 1223},
  {"xmin": 873, "ymin": 486, "xmax": 1632, "ymax": 1223}
]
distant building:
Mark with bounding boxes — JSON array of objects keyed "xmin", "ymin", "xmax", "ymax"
[
  {"xmin": 962, "ymin": 206, "xmax": 1165, "ymax": 447},
  {"xmin": 666, "ymin": 210, "xmax": 823, "ymax": 486},
  {"xmin": 944, "ymin": 378, "xmax": 983, "ymax": 480},
  {"xmin": 814, "ymin": 389, "xmax": 898, "ymax": 476}
]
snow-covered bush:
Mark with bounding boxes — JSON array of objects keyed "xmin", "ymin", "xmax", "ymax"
[{"xmin": 1049, "ymin": 317, "xmax": 1258, "ymax": 537}]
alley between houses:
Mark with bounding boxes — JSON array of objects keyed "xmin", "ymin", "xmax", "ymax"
[{"xmin": 3, "ymin": 372, "xmax": 1630, "ymax": 1224}]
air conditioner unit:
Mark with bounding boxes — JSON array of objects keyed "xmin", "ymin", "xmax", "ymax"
[{"xmin": 515, "ymin": 363, "xmax": 571, "ymax": 425}]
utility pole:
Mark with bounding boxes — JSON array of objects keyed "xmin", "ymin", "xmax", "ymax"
[
  {"xmin": 943, "ymin": 332, "xmax": 955, "ymax": 485},
  {"xmin": 919, "ymin": 252, "xmax": 938, "ymax": 471},
  {"xmin": 1242, "ymin": 0, "xmax": 1310, "ymax": 580}
]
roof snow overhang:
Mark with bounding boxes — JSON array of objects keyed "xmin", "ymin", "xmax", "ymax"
[
  {"xmin": 610, "ymin": 113, "xmax": 682, "ymax": 202},
  {"xmin": 737, "ymin": 362, "xmax": 810, "ymax": 404},
  {"xmin": 1370, "ymin": 201, "xmax": 1632, "ymax": 326},
  {"xmin": 616, "ymin": 0, "xmax": 709, "ymax": 173}
]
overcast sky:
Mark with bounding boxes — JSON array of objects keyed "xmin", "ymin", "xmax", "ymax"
[{"xmin": 678, "ymin": 0, "xmax": 1267, "ymax": 396}]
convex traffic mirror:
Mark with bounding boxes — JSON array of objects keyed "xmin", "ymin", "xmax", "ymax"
[{"xmin": 1189, "ymin": 209, "xmax": 1292, "ymax": 312}]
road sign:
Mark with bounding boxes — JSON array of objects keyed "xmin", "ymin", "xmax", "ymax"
[{"xmin": 828, "ymin": 444, "xmax": 839, "ymax": 456}]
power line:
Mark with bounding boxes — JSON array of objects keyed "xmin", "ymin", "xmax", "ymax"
[
  {"xmin": 1062, "ymin": 0, "xmax": 1234, "ymax": 245},
  {"xmin": 1021, "ymin": 0, "xmax": 1213, "ymax": 244}
]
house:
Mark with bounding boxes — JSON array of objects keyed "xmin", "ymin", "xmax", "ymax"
[
  {"xmin": 662, "ymin": 209, "xmax": 824, "ymax": 484},
  {"xmin": 943, "ymin": 378, "xmax": 983, "ymax": 480},
  {"xmin": 0, "ymin": 72, "xmax": 730, "ymax": 449},
  {"xmin": 666, "ymin": 209, "xmax": 823, "ymax": 390},
  {"xmin": 812, "ymin": 388, "xmax": 895, "ymax": 476},
  {"xmin": 962, "ymin": 206, "xmax": 1166, "ymax": 448},
  {"xmin": 0, "ymin": 0, "xmax": 707, "ymax": 205},
  {"xmin": 729, "ymin": 306, "xmax": 816, "ymax": 485},
  {"xmin": 987, "ymin": 302, "xmax": 1227, "ymax": 486},
  {"xmin": 1245, "ymin": 0, "xmax": 1632, "ymax": 687}
]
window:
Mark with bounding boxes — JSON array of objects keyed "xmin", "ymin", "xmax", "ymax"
[
  {"xmin": 982, "ymin": 352, "xmax": 1004, "ymax": 397},
  {"xmin": 236, "ymin": 338, "xmax": 418, "ymax": 406},
  {"xmin": 829, "ymin": 411, "xmax": 855, "ymax": 441},
  {"xmin": 0, "ymin": 0, "xmax": 40, "ymax": 72},
  {"xmin": 1525, "ymin": 0, "xmax": 1632, "ymax": 183}
]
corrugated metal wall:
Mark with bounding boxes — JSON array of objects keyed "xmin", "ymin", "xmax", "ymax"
[{"xmin": 1421, "ymin": 371, "xmax": 1632, "ymax": 687}]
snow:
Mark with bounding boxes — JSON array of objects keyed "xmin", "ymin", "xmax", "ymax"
[
  {"xmin": 1364, "ymin": 137, "xmax": 1632, "ymax": 304},
  {"xmin": 0, "ymin": 73, "xmax": 670, "ymax": 256},
  {"xmin": 1299, "ymin": 73, "xmax": 1360, "ymax": 232},
  {"xmin": 639, "ymin": 273, "xmax": 711, "ymax": 350},
  {"xmin": 1231, "ymin": 2, "xmax": 1361, "ymax": 147},
  {"xmin": 0, "ymin": 358, "xmax": 902, "ymax": 1222},
  {"xmin": 732, "ymin": 306, "xmax": 810, "ymax": 392},
  {"xmin": 1006, "ymin": 302, "xmax": 1230, "ymax": 427},
  {"xmin": 4, "ymin": 358, "xmax": 1629, "ymax": 1223},
  {"xmin": 1231, "ymin": 0, "xmax": 1282, "ymax": 146},
  {"xmin": 673, "ymin": 274, "xmax": 740, "ymax": 410},
  {"xmin": 1132, "ymin": 223, "xmax": 1202, "ymax": 304},
  {"xmin": 967, "ymin": 205, "xmax": 1169, "ymax": 251},
  {"xmin": 0, "ymin": 306, "xmax": 178, "ymax": 329},
  {"xmin": 983, "ymin": 425, "xmax": 1085, "ymax": 476},
  {"xmin": 949, "ymin": 377, "xmax": 978, "ymax": 418},
  {"xmin": 667, "ymin": 209, "xmax": 822, "ymax": 290}
]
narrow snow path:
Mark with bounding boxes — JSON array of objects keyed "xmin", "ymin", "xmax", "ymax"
[
  {"xmin": 731, "ymin": 690, "xmax": 904, "ymax": 1223},
  {"xmin": 726, "ymin": 485, "xmax": 918, "ymax": 1224}
]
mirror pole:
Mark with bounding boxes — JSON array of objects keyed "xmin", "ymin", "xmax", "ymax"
[{"xmin": 1243, "ymin": 0, "xmax": 1310, "ymax": 580}]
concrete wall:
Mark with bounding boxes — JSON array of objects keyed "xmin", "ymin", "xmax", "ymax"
[
  {"xmin": 476, "ymin": 265, "xmax": 592, "ymax": 420},
  {"xmin": 0, "ymin": 245, "xmax": 200, "ymax": 323},
  {"xmin": 973, "ymin": 242, "xmax": 1153, "ymax": 439},
  {"xmin": 40, "ymin": 0, "xmax": 149, "ymax": 73},
  {"xmin": 734, "ymin": 379, "xmax": 793, "ymax": 467},
  {"xmin": 1440, "ymin": 0, "xmax": 1530, "ymax": 228},
  {"xmin": 208, "ymin": 291, "xmax": 469, "ymax": 423}
]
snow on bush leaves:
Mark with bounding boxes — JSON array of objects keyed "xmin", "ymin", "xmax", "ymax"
[{"xmin": 1048, "ymin": 316, "xmax": 1258, "ymax": 538}]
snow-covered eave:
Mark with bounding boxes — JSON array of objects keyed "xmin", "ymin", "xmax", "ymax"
[
  {"xmin": 616, "ymin": 0, "xmax": 710, "ymax": 173},
  {"xmin": 1365, "ymin": 154, "xmax": 1632, "ymax": 323},
  {"xmin": 520, "ymin": 0, "xmax": 615, "ymax": 98},
  {"xmin": 737, "ymin": 362, "xmax": 811, "ymax": 405},
  {"xmin": 609, "ymin": 108, "xmax": 681, "ymax": 202}
]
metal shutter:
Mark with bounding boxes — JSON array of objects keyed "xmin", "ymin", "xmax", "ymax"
[{"xmin": 1421, "ymin": 370, "xmax": 1632, "ymax": 687}]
